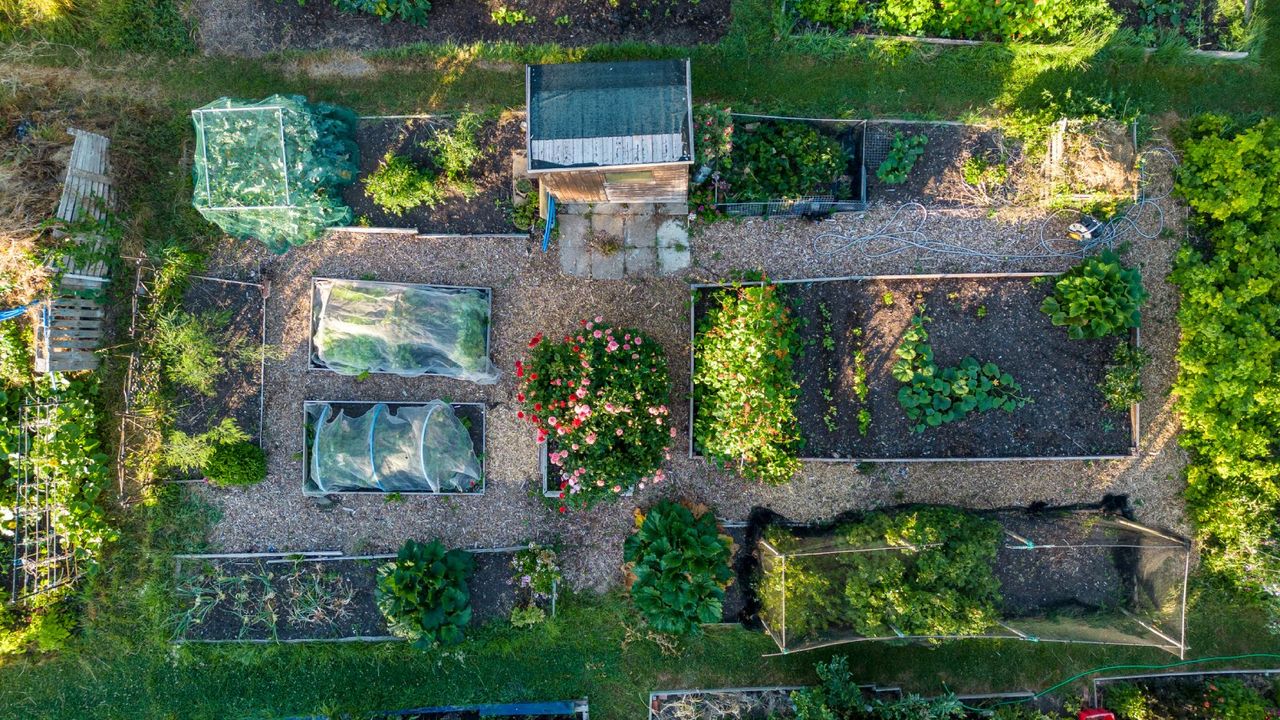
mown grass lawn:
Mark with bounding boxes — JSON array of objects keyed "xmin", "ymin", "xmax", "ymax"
[{"xmin": 1, "ymin": 0, "xmax": 1279, "ymax": 718}]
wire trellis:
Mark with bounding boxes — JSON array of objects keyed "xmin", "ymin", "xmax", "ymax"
[
  {"xmin": 812, "ymin": 148, "xmax": 1177, "ymax": 263},
  {"xmin": 11, "ymin": 401, "xmax": 80, "ymax": 601}
]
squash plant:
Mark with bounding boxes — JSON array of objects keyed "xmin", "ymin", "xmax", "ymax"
[
  {"xmin": 623, "ymin": 501, "xmax": 734, "ymax": 635},
  {"xmin": 892, "ymin": 311, "xmax": 1028, "ymax": 431},
  {"xmin": 876, "ymin": 132, "xmax": 928, "ymax": 185},
  {"xmin": 376, "ymin": 539, "xmax": 474, "ymax": 648},
  {"xmin": 1041, "ymin": 252, "xmax": 1146, "ymax": 340}
]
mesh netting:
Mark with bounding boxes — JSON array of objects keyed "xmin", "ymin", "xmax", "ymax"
[
  {"xmin": 311, "ymin": 279, "xmax": 499, "ymax": 383},
  {"xmin": 191, "ymin": 95, "xmax": 359, "ymax": 253},
  {"xmin": 307, "ymin": 401, "xmax": 483, "ymax": 494},
  {"xmin": 756, "ymin": 508, "xmax": 1189, "ymax": 656}
]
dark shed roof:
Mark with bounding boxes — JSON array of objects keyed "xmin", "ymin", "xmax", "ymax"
[{"xmin": 526, "ymin": 60, "xmax": 692, "ymax": 172}]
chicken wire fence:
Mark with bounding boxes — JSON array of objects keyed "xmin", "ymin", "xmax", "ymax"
[
  {"xmin": 310, "ymin": 279, "xmax": 499, "ymax": 383},
  {"xmin": 756, "ymin": 508, "xmax": 1189, "ymax": 657},
  {"xmin": 191, "ymin": 95, "xmax": 359, "ymax": 253},
  {"xmin": 304, "ymin": 401, "xmax": 484, "ymax": 495},
  {"xmin": 10, "ymin": 401, "xmax": 80, "ymax": 601}
]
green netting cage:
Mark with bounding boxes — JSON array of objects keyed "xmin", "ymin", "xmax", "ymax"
[
  {"xmin": 755, "ymin": 507, "xmax": 1190, "ymax": 657},
  {"xmin": 191, "ymin": 95, "xmax": 359, "ymax": 253}
]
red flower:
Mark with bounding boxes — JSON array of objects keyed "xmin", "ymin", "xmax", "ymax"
[
  {"xmin": 515, "ymin": 360, "xmax": 524, "ymax": 378},
  {"xmin": 534, "ymin": 403, "xmax": 542, "ymax": 411},
  {"xmin": 558, "ymin": 506, "xmax": 566, "ymax": 513},
  {"xmin": 529, "ymin": 333, "xmax": 543, "ymax": 348},
  {"xmin": 530, "ymin": 373, "xmax": 538, "ymax": 380},
  {"xmin": 517, "ymin": 393, "xmax": 525, "ymax": 402},
  {"xmin": 517, "ymin": 411, "xmax": 525, "ymax": 419}
]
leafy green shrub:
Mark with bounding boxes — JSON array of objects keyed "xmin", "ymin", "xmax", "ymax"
[
  {"xmin": 876, "ymin": 132, "xmax": 927, "ymax": 184},
  {"xmin": 892, "ymin": 310, "xmax": 1029, "ymax": 431},
  {"xmin": 424, "ymin": 113, "xmax": 483, "ymax": 185},
  {"xmin": 376, "ymin": 539, "xmax": 474, "ymax": 648},
  {"xmin": 163, "ymin": 418, "xmax": 250, "ymax": 474},
  {"xmin": 509, "ymin": 544, "xmax": 560, "ymax": 626},
  {"xmin": 518, "ymin": 319, "xmax": 672, "ymax": 510},
  {"xmin": 363, "ymin": 152, "xmax": 443, "ymax": 215},
  {"xmin": 1173, "ymin": 117, "xmax": 1280, "ymax": 626},
  {"xmin": 1099, "ymin": 344, "xmax": 1150, "ymax": 409},
  {"xmin": 723, "ymin": 122, "xmax": 844, "ymax": 201},
  {"xmin": 1201, "ymin": 679, "xmax": 1267, "ymax": 720},
  {"xmin": 1104, "ymin": 683, "xmax": 1152, "ymax": 720},
  {"xmin": 760, "ymin": 507, "xmax": 1003, "ymax": 644},
  {"xmin": 153, "ymin": 310, "xmax": 229, "ymax": 396},
  {"xmin": 623, "ymin": 501, "xmax": 733, "ymax": 635},
  {"xmin": 961, "ymin": 156, "xmax": 1009, "ymax": 189},
  {"xmin": 1041, "ymin": 252, "xmax": 1147, "ymax": 339},
  {"xmin": 693, "ymin": 284, "xmax": 802, "ymax": 484},
  {"xmin": 333, "ymin": 0, "xmax": 432, "ymax": 25},
  {"xmin": 205, "ymin": 440, "xmax": 267, "ymax": 487},
  {"xmin": 795, "ymin": 0, "xmax": 1119, "ymax": 42},
  {"xmin": 511, "ymin": 195, "xmax": 539, "ymax": 231}
]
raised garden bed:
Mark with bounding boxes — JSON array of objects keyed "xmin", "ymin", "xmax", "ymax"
[
  {"xmin": 784, "ymin": 0, "xmax": 1254, "ymax": 54},
  {"xmin": 690, "ymin": 274, "xmax": 1140, "ymax": 462},
  {"xmin": 172, "ymin": 548, "xmax": 520, "ymax": 643},
  {"xmin": 1093, "ymin": 669, "xmax": 1280, "ymax": 716},
  {"xmin": 195, "ymin": 0, "xmax": 731, "ymax": 55},
  {"xmin": 341, "ymin": 115, "xmax": 522, "ymax": 235},
  {"xmin": 749, "ymin": 506, "xmax": 1190, "ymax": 655},
  {"xmin": 710, "ymin": 116, "xmax": 867, "ymax": 217},
  {"xmin": 302, "ymin": 400, "xmax": 486, "ymax": 496},
  {"xmin": 309, "ymin": 278, "xmax": 497, "ymax": 382},
  {"xmin": 862, "ymin": 121, "xmax": 1026, "ymax": 208},
  {"xmin": 648, "ymin": 684, "xmax": 904, "ymax": 720}
]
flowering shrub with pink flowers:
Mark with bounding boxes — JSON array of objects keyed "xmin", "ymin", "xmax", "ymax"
[{"xmin": 517, "ymin": 317, "xmax": 673, "ymax": 511}]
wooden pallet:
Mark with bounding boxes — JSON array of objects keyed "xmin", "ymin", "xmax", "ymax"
[
  {"xmin": 35, "ymin": 128, "xmax": 113, "ymax": 374},
  {"xmin": 34, "ymin": 296, "xmax": 105, "ymax": 373}
]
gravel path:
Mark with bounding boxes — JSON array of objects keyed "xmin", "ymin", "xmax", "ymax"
[{"xmin": 196, "ymin": 150, "xmax": 1188, "ymax": 594}]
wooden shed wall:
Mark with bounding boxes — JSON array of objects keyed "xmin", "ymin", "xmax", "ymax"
[{"xmin": 539, "ymin": 163, "xmax": 688, "ymax": 204}]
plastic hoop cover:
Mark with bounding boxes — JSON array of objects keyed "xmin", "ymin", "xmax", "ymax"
[{"xmin": 310, "ymin": 401, "xmax": 483, "ymax": 493}]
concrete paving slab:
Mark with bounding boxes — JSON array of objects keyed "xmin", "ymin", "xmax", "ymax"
[{"xmin": 656, "ymin": 218, "xmax": 691, "ymax": 275}]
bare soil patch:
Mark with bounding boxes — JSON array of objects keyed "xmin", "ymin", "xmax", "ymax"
[
  {"xmin": 344, "ymin": 115, "xmax": 522, "ymax": 234},
  {"xmin": 865, "ymin": 122, "xmax": 1025, "ymax": 208},
  {"xmin": 194, "ymin": 0, "xmax": 731, "ymax": 56}
]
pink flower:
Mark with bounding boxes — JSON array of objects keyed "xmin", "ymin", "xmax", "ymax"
[
  {"xmin": 593, "ymin": 330, "xmax": 602, "ymax": 338},
  {"xmin": 580, "ymin": 378, "xmax": 590, "ymax": 387},
  {"xmin": 616, "ymin": 428, "xmax": 624, "ymax": 436},
  {"xmin": 594, "ymin": 315, "xmax": 603, "ymax": 323},
  {"xmin": 585, "ymin": 432, "xmax": 597, "ymax": 445}
]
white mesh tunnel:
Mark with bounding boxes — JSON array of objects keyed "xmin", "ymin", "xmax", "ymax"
[
  {"xmin": 311, "ymin": 279, "xmax": 499, "ymax": 383},
  {"xmin": 306, "ymin": 401, "xmax": 484, "ymax": 494}
]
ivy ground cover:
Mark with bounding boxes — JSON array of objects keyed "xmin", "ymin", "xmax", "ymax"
[{"xmin": 691, "ymin": 275, "xmax": 1135, "ymax": 462}]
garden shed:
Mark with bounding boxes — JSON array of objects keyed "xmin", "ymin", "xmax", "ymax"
[{"xmin": 525, "ymin": 59, "xmax": 693, "ymax": 204}]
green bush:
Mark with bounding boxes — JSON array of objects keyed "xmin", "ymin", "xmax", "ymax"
[
  {"xmin": 892, "ymin": 310, "xmax": 1028, "ymax": 431},
  {"xmin": 363, "ymin": 153, "xmax": 443, "ymax": 216},
  {"xmin": 791, "ymin": 656, "xmax": 969, "ymax": 719},
  {"xmin": 760, "ymin": 507, "xmax": 1003, "ymax": 643},
  {"xmin": 1173, "ymin": 117, "xmax": 1280, "ymax": 626},
  {"xmin": 1104, "ymin": 683, "xmax": 1152, "ymax": 720},
  {"xmin": 333, "ymin": 0, "xmax": 432, "ymax": 25},
  {"xmin": 163, "ymin": 418, "xmax": 250, "ymax": 474},
  {"xmin": 153, "ymin": 310, "xmax": 229, "ymax": 396},
  {"xmin": 424, "ymin": 112, "xmax": 483, "ymax": 185},
  {"xmin": 623, "ymin": 501, "xmax": 733, "ymax": 635},
  {"xmin": 1041, "ymin": 252, "xmax": 1147, "ymax": 339},
  {"xmin": 1201, "ymin": 678, "xmax": 1268, "ymax": 719},
  {"xmin": 1099, "ymin": 344, "xmax": 1150, "ymax": 410},
  {"xmin": 692, "ymin": 104, "xmax": 734, "ymax": 169},
  {"xmin": 205, "ymin": 440, "xmax": 266, "ymax": 487},
  {"xmin": 693, "ymin": 283, "xmax": 802, "ymax": 484},
  {"xmin": 723, "ymin": 122, "xmax": 844, "ymax": 201},
  {"xmin": 376, "ymin": 539, "xmax": 474, "ymax": 648},
  {"xmin": 795, "ymin": 0, "xmax": 1119, "ymax": 42},
  {"xmin": 876, "ymin": 132, "xmax": 927, "ymax": 185}
]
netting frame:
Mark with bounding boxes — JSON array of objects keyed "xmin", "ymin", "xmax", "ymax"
[
  {"xmin": 752, "ymin": 508, "xmax": 1191, "ymax": 658},
  {"xmin": 307, "ymin": 277, "xmax": 495, "ymax": 380},
  {"xmin": 192, "ymin": 105, "xmax": 293, "ymax": 212},
  {"xmin": 300, "ymin": 399, "xmax": 488, "ymax": 497},
  {"xmin": 10, "ymin": 401, "xmax": 81, "ymax": 602}
]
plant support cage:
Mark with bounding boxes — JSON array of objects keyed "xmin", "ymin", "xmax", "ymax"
[
  {"xmin": 10, "ymin": 402, "xmax": 80, "ymax": 601},
  {"xmin": 191, "ymin": 95, "xmax": 359, "ymax": 253},
  {"xmin": 311, "ymin": 279, "xmax": 499, "ymax": 383},
  {"xmin": 756, "ymin": 508, "xmax": 1190, "ymax": 657},
  {"xmin": 304, "ymin": 401, "xmax": 484, "ymax": 495}
]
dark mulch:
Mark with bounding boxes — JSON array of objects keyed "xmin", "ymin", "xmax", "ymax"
[
  {"xmin": 197, "ymin": 0, "xmax": 730, "ymax": 56},
  {"xmin": 864, "ymin": 121, "xmax": 1019, "ymax": 208},
  {"xmin": 994, "ymin": 511, "xmax": 1128, "ymax": 618},
  {"xmin": 174, "ymin": 277, "xmax": 266, "ymax": 440},
  {"xmin": 693, "ymin": 276, "xmax": 1134, "ymax": 460},
  {"xmin": 721, "ymin": 523, "xmax": 749, "ymax": 623},
  {"xmin": 178, "ymin": 550, "xmax": 517, "ymax": 642},
  {"xmin": 793, "ymin": 0, "xmax": 1240, "ymax": 52},
  {"xmin": 344, "ymin": 116, "xmax": 523, "ymax": 235}
]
